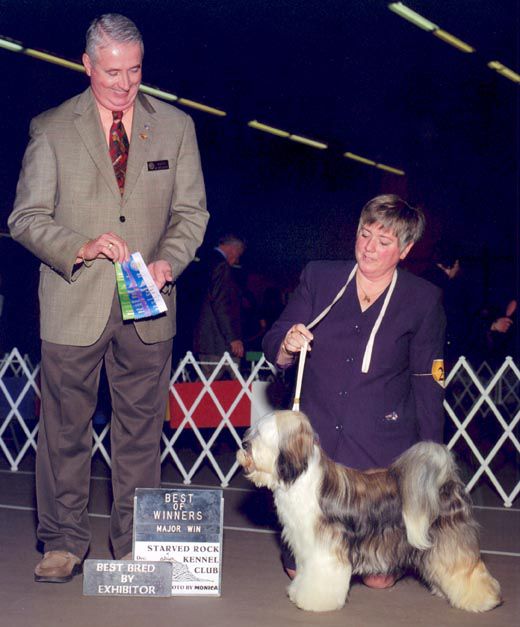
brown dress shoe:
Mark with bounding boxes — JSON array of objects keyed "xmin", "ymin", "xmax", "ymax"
[{"xmin": 34, "ymin": 550, "xmax": 82, "ymax": 583}]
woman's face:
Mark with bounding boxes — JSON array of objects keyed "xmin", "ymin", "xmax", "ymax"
[{"xmin": 355, "ymin": 222, "xmax": 413, "ymax": 280}]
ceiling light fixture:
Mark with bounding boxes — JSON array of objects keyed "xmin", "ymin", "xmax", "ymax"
[
  {"xmin": 433, "ymin": 29, "xmax": 475, "ymax": 53},
  {"xmin": 177, "ymin": 98, "xmax": 226, "ymax": 116},
  {"xmin": 0, "ymin": 32, "xmax": 407, "ymax": 168},
  {"xmin": 388, "ymin": 2, "xmax": 437, "ymax": 32},
  {"xmin": 0, "ymin": 37, "xmax": 22, "ymax": 52},
  {"xmin": 344, "ymin": 152, "xmax": 376, "ymax": 166},
  {"xmin": 139, "ymin": 85, "xmax": 178, "ymax": 101},
  {"xmin": 25, "ymin": 49, "xmax": 85, "ymax": 72},
  {"xmin": 248, "ymin": 120, "xmax": 290, "ymax": 138},
  {"xmin": 289, "ymin": 134, "xmax": 328, "ymax": 149},
  {"xmin": 488, "ymin": 61, "xmax": 520, "ymax": 84},
  {"xmin": 376, "ymin": 163, "xmax": 405, "ymax": 176}
]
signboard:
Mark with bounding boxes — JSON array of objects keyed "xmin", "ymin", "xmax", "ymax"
[
  {"xmin": 133, "ymin": 488, "xmax": 223, "ymax": 596},
  {"xmin": 83, "ymin": 559, "xmax": 172, "ymax": 597}
]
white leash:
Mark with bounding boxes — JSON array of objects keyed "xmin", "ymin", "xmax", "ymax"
[
  {"xmin": 292, "ymin": 265, "xmax": 398, "ymax": 411},
  {"xmin": 292, "ymin": 264, "xmax": 357, "ymax": 411}
]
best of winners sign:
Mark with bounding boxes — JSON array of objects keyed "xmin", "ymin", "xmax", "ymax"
[{"xmin": 133, "ymin": 488, "xmax": 224, "ymax": 596}]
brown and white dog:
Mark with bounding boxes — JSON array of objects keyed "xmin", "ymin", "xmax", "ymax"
[{"xmin": 237, "ymin": 410, "xmax": 501, "ymax": 613}]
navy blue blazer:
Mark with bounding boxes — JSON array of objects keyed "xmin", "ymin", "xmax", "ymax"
[{"xmin": 262, "ymin": 260, "xmax": 446, "ymax": 470}]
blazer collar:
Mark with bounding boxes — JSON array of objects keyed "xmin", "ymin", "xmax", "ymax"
[
  {"xmin": 123, "ymin": 92, "xmax": 156, "ymax": 203},
  {"xmin": 73, "ymin": 89, "xmax": 157, "ymax": 203}
]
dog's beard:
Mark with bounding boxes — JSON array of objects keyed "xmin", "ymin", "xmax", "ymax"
[{"xmin": 236, "ymin": 440, "xmax": 278, "ymax": 489}]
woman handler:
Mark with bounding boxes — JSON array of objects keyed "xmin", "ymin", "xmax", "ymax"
[{"xmin": 262, "ymin": 195, "xmax": 446, "ymax": 588}]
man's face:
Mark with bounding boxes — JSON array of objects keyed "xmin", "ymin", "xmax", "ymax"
[
  {"xmin": 227, "ymin": 244, "xmax": 244, "ymax": 266},
  {"xmin": 83, "ymin": 40, "xmax": 142, "ymax": 111}
]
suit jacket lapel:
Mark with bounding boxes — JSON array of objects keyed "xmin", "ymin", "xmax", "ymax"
[
  {"xmin": 123, "ymin": 93, "xmax": 156, "ymax": 204},
  {"xmin": 73, "ymin": 89, "xmax": 121, "ymax": 201}
]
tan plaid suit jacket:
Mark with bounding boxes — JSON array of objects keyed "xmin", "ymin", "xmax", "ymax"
[{"xmin": 9, "ymin": 88, "xmax": 208, "ymax": 346}]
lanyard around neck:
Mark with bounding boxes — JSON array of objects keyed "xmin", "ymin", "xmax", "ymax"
[{"xmin": 292, "ymin": 264, "xmax": 397, "ymax": 411}]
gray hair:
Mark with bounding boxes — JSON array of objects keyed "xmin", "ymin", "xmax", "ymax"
[
  {"xmin": 85, "ymin": 14, "xmax": 144, "ymax": 62},
  {"xmin": 217, "ymin": 233, "xmax": 246, "ymax": 249},
  {"xmin": 357, "ymin": 194, "xmax": 425, "ymax": 249}
]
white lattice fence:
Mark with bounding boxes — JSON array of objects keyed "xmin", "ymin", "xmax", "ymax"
[
  {"xmin": 1, "ymin": 348, "xmax": 518, "ymax": 505},
  {"xmin": 0, "ymin": 348, "xmax": 40, "ymax": 471},
  {"xmin": 444, "ymin": 356, "xmax": 520, "ymax": 507}
]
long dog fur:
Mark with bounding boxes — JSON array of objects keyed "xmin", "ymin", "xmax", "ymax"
[{"xmin": 237, "ymin": 410, "xmax": 501, "ymax": 613}]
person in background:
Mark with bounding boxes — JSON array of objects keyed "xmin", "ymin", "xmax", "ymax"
[
  {"xmin": 421, "ymin": 241, "xmax": 472, "ymax": 367},
  {"xmin": 263, "ymin": 195, "xmax": 446, "ymax": 588},
  {"xmin": 8, "ymin": 14, "xmax": 208, "ymax": 582},
  {"xmin": 471, "ymin": 298, "xmax": 517, "ymax": 366},
  {"xmin": 193, "ymin": 234, "xmax": 246, "ymax": 379}
]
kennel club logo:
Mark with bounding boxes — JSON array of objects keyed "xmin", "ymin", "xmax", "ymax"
[{"xmin": 133, "ymin": 488, "xmax": 223, "ymax": 596}]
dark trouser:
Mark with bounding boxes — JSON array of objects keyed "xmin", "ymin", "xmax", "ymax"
[{"xmin": 36, "ymin": 294, "xmax": 173, "ymax": 560}]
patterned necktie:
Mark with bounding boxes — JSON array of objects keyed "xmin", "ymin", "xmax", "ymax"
[{"xmin": 109, "ymin": 111, "xmax": 129, "ymax": 195}]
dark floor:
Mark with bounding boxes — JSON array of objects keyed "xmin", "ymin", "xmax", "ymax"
[{"xmin": 0, "ymin": 453, "xmax": 518, "ymax": 627}]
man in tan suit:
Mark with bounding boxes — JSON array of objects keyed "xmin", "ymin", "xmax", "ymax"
[{"xmin": 8, "ymin": 14, "xmax": 209, "ymax": 582}]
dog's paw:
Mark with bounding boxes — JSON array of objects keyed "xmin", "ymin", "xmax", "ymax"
[{"xmin": 287, "ymin": 578, "xmax": 346, "ymax": 612}]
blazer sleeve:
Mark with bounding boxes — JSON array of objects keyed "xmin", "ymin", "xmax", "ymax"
[
  {"xmin": 156, "ymin": 115, "xmax": 209, "ymax": 280},
  {"xmin": 208, "ymin": 261, "xmax": 242, "ymax": 344},
  {"xmin": 410, "ymin": 289, "xmax": 447, "ymax": 442},
  {"xmin": 262, "ymin": 263, "xmax": 315, "ymax": 368},
  {"xmin": 8, "ymin": 118, "xmax": 89, "ymax": 282}
]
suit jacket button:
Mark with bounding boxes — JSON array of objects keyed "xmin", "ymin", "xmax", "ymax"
[
  {"xmin": 119, "ymin": 215, "xmax": 126, "ymax": 222},
  {"xmin": 335, "ymin": 424, "xmax": 343, "ymax": 431}
]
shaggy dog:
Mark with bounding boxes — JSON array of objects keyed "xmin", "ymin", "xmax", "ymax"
[{"xmin": 237, "ymin": 410, "xmax": 501, "ymax": 613}]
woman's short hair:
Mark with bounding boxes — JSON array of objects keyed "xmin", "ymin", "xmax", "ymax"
[
  {"xmin": 86, "ymin": 14, "xmax": 143, "ymax": 61},
  {"xmin": 358, "ymin": 194, "xmax": 425, "ymax": 249}
]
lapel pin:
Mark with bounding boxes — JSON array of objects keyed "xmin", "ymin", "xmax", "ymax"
[{"xmin": 139, "ymin": 132, "xmax": 148, "ymax": 140}]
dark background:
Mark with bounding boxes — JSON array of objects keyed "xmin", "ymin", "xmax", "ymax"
[{"xmin": 0, "ymin": 0, "xmax": 518, "ymax": 358}]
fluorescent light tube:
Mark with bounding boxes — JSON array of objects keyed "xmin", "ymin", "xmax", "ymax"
[
  {"xmin": 289, "ymin": 134, "xmax": 328, "ymax": 149},
  {"xmin": 0, "ymin": 37, "xmax": 23, "ymax": 52},
  {"xmin": 177, "ymin": 98, "xmax": 226, "ymax": 116},
  {"xmin": 488, "ymin": 61, "xmax": 520, "ymax": 83},
  {"xmin": 248, "ymin": 120, "xmax": 290, "ymax": 138},
  {"xmin": 433, "ymin": 29, "xmax": 475, "ymax": 53},
  {"xmin": 344, "ymin": 152, "xmax": 376, "ymax": 166},
  {"xmin": 139, "ymin": 85, "xmax": 178, "ymax": 101},
  {"xmin": 25, "ymin": 49, "xmax": 85, "ymax": 72},
  {"xmin": 388, "ymin": 3, "xmax": 437, "ymax": 32},
  {"xmin": 376, "ymin": 163, "xmax": 405, "ymax": 176}
]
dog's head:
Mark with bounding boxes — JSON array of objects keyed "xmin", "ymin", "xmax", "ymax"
[{"xmin": 237, "ymin": 410, "xmax": 317, "ymax": 489}]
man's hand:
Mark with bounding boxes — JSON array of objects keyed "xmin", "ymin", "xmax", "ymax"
[
  {"xmin": 148, "ymin": 260, "xmax": 173, "ymax": 290},
  {"xmin": 491, "ymin": 317, "xmax": 513, "ymax": 334},
  {"xmin": 76, "ymin": 232, "xmax": 130, "ymax": 264},
  {"xmin": 230, "ymin": 339, "xmax": 244, "ymax": 358}
]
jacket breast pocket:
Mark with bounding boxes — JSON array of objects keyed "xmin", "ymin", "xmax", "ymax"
[{"xmin": 142, "ymin": 159, "xmax": 175, "ymax": 207}]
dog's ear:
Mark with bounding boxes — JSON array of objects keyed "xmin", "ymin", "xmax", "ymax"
[{"xmin": 276, "ymin": 417, "xmax": 315, "ymax": 484}]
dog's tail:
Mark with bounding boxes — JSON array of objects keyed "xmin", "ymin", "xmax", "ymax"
[{"xmin": 391, "ymin": 442, "xmax": 458, "ymax": 550}]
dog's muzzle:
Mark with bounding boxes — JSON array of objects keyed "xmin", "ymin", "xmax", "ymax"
[{"xmin": 236, "ymin": 442, "xmax": 254, "ymax": 473}]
